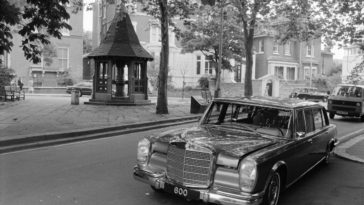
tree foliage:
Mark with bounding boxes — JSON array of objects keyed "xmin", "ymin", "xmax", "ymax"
[
  {"xmin": 346, "ymin": 59, "xmax": 364, "ymax": 85},
  {"xmin": 180, "ymin": 3, "xmax": 245, "ymax": 73},
  {"xmin": 0, "ymin": 0, "xmax": 80, "ymax": 64}
]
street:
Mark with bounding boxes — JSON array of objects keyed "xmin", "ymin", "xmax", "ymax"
[{"xmin": 0, "ymin": 121, "xmax": 363, "ymax": 205}]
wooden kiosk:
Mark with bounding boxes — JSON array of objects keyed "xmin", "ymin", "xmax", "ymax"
[{"xmin": 86, "ymin": 5, "xmax": 153, "ymax": 105}]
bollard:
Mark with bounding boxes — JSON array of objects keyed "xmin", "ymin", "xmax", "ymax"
[{"xmin": 71, "ymin": 89, "xmax": 80, "ymax": 105}]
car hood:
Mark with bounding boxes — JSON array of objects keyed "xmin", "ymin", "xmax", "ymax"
[{"xmin": 151, "ymin": 126, "xmax": 278, "ymax": 158}]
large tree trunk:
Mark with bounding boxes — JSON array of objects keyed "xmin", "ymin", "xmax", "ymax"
[
  {"xmin": 244, "ymin": 35, "xmax": 254, "ymax": 97},
  {"xmin": 156, "ymin": 0, "xmax": 169, "ymax": 114}
]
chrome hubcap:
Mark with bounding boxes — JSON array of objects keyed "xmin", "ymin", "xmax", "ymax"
[{"xmin": 268, "ymin": 173, "xmax": 280, "ymax": 205}]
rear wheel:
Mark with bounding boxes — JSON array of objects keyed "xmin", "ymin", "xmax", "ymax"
[
  {"xmin": 263, "ymin": 171, "xmax": 281, "ymax": 205},
  {"xmin": 323, "ymin": 146, "xmax": 333, "ymax": 165},
  {"xmin": 329, "ymin": 113, "xmax": 335, "ymax": 119}
]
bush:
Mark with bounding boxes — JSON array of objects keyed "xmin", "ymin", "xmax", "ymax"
[
  {"xmin": 198, "ymin": 77, "xmax": 209, "ymax": 90},
  {"xmin": 57, "ymin": 72, "xmax": 73, "ymax": 86},
  {"xmin": 184, "ymin": 86, "xmax": 193, "ymax": 91},
  {"xmin": 0, "ymin": 66, "xmax": 15, "ymax": 93}
]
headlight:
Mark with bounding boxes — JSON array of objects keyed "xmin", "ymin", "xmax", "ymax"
[
  {"xmin": 239, "ymin": 158, "xmax": 257, "ymax": 192},
  {"xmin": 356, "ymin": 102, "xmax": 361, "ymax": 107},
  {"xmin": 328, "ymin": 100, "xmax": 332, "ymax": 104},
  {"xmin": 137, "ymin": 138, "xmax": 150, "ymax": 164}
]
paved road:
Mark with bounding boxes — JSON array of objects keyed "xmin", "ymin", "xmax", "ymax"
[{"xmin": 1, "ymin": 122, "xmax": 363, "ymax": 205}]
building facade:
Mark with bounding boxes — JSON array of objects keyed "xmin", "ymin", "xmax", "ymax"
[
  {"xmin": 342, "ymin": 44, "xmax": 364, "ymax": 83},
  {"xmin": 1, "ymin": 7, "xmax": 83, "ymax": 89},
  {"xmin": 253, "ymin": 35, "xmax": 326, "ymax": 82}
]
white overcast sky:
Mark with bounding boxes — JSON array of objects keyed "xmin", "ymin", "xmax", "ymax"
[{"xmin": 83, "ymin": 0, "xmax": 94, "ymax": 32}]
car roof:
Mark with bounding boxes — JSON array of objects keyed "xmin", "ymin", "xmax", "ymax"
[{"xmin": 214, "ymin": 96, "xmax": 321, "ymax": 109}]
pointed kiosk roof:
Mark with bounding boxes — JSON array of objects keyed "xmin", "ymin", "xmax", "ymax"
[{"xmin": 88, "ymin": 4, "xmax": 153, "ymax": 60}]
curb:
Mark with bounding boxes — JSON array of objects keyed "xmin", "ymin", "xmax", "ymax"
[
  {"xmin": 0, "ymin": 115, "xmax": 200, "ymax": 153},
  {"xmin": 334, "ymin": 128, "xmax": 364, "ymax": 164}
]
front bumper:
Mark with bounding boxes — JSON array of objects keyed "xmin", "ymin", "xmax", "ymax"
[{"xmin": 133, "ymin": 166, "xmax": 263, "ymax": 205}]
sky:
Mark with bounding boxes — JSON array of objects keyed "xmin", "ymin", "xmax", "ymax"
[{"xmin": 83, "ymin": 0, "xmax": 94, "ymax": 32}]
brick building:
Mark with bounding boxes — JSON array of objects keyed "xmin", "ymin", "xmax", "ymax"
[{"xmin": 1, "ymin": 6, "xmax": 83, "ymax": 90}]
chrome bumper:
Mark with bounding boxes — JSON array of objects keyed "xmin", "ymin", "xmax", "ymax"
[{"xmin": 133, "ymin": 166, "xmax": 263, "ymax": 205}]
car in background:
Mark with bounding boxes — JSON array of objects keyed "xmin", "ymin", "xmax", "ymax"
[
  {"xmin": 66, "ymin": 81, "xmax": 92, "ymax": 97},
  {"xmin": 133, "ymin": 96, "xmax": 337, "ymax": 205},
  {"xmin": 289, "ymin": 87, "xmax": 329, "ymax": 102},
  {"xmin": 327, "ymin": 84, "xmax": 364, "ymax": 121}
]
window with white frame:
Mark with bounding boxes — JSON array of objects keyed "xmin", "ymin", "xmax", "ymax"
[
  {"xmin": 258, "ymin": 39, "xmax": 264, "ymax": 53},
  {"xmin": 103, "ymin": 5, "xmax": 106, "ymax": 19},
  {"xmin": 286, "ymin": 67, "xmax": 295, "ymax": 80},
  {"xmin": 274, "ymin": 66, "xmax": 284, "ymax": 79},
  {"xmin": 150, "ymin": 25, "xmax": 161, "ymax": 43},
  {"xmin": 284, "ymin": 42, "xmax": 290, "ymax": 55},
  {"xmin": 57, "ymin": 48, "xmax": 69, "ymax": 71},
  {"xmin": 304, "ymin": 66, "xmax": 317, "ymax": 80},
  {"xmin": 306, "ymin": 44, "xmax": 314, "ymax": 57},
  {"xmin": 196, "ymin": 55, "xmax": 201, "ymax": 75},
  {"xmin": 273, "ymin": 40, "xmax": 279, "ymax": 54},
  {"xmin": 205, "ymin": 56, "xmax": 213, "ymax": 74}
]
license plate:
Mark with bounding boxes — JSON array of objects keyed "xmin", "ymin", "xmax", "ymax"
[
  {"xmin": 164, "ymin": 183, "xmax": 200, "ymax": 200},
  {"xmin": 337, "ymin": 111, "xmax": 348, "ymax": 115}
]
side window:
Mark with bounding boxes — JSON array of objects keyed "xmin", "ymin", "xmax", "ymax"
[
  {"xmin": 322, "ymin": 108, "xmax": 329, "ymax": 126},
  {"xmin": 313, "ymin": 108, "xmax": 323, "ymax": 130},
  {"xmin": 304, "ymin": 109, "xmax": 314, "ymax": 133},
  {"xmin": 295, "ymin": 109, "xmax": 306, "ymax": 133}
]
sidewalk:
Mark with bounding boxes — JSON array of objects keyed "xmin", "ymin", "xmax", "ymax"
[
  {"xmin": 335, "ymin": 134, "xmax": 364, "ymax": 164},
  {"xmin": 0, "ymin": 95, "xmax": 198, "ymax": 143}
]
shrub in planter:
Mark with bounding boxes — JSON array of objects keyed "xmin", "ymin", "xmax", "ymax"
[
  {"xmin": 0, "ymin": 66, "xmax": 15, "ymax": 94},
  {"xmin": 198, "ymin": 77, "xmax": 209, "ymax": 90}
]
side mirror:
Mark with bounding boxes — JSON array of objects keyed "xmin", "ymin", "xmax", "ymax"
[{"xmin": 296, "ymin": 132, "xmax": 306, "ymax": 139}]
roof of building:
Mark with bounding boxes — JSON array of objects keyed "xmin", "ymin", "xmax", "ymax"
[{"xmin": 88, "ymin": 4, "xmax": 153, "ymax": 60}]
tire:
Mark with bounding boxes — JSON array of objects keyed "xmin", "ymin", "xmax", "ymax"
[
  {"xmin": 329, "ymin": 113, "xmax": 335, "ymax": 119},
  {"xmin": 361, "ymin": 115, "xmax": 364, "ymax": 122},
  {"xmin": 262, "ymin": 171, "xmax": 281, "ymax": 205},
  {"xmin": 150, "ymin": 185, "xmax": 163, "ymax": 193},
  {"xmin": 323, "ymin": 146, "xmax": 332, "ymax": 165},
  {"xmin": 79, "ymin": 91, "xmax": 82, "ymax": 97}
]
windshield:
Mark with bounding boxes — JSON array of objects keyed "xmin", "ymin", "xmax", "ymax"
[
  {"xmin": 332, "ymin": 85, "xmax": 363, "ymax": 98},
  {"xmin": 202, "ymin": 102, "xmax": 293, "ymax": 138}
]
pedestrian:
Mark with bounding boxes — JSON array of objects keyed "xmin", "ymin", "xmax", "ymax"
[{"xmin": 17, "ymin": 77, "xmax": 24, "ymax": 90}]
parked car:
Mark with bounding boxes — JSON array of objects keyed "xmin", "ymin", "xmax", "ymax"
[
  {"xmin": 133, "ymin": 96, "xmax": 337, "ymax": 205},
  {"xmin": 289, "ymin": 87, "xmax": 329, "ymax": 102},
  {"xmin": 66, "ymin": 81, "xmax": 92, "ymax": 97},
  {"xmin": 327, "ymin": 84, "xmax": 364, "ymax": 121}
]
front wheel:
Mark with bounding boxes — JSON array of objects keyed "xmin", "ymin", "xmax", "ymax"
[
  {"xmin": 262, "ymin": 171, "xmax": 281, "ymax": 205},
  {"xmin": 329, "ymin": 113, "xmax": 335, "ymax": 119}
]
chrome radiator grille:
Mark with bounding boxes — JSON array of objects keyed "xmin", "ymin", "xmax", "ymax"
[{"xmin": 166, "ymin": 145, "xmax": 213, "ymax": 187}]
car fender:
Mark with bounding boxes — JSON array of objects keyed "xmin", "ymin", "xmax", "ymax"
[{"xmin": 262, "ymin": 161, "xmax": 287, "ymax": 193}]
